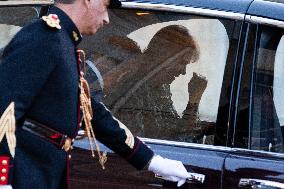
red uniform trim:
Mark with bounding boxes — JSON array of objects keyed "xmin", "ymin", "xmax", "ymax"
[
  {"xmin": 66, "ymin": 153, "xmax": 70, "ymax": 189},
  {"xmin": 65, "ymin": 49, "xmax": 82, "ymax": 189},
  {"xmin": 126, "ymin": 139, "xmax": 141, "ymax": 160},
  {"xmin": 72, "ymin": 49, "xmax": 82, "ymax": 138},
  {"xmin": 0, "ymin": 156, "xmax": 10, "ymax": 185}
]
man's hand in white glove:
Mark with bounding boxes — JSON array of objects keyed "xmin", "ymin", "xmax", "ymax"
[{"xmin": 148, "ymin": 155, "xmax": 192, "ymax": 187}]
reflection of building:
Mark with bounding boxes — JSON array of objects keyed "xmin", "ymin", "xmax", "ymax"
[
  {"xmin": 0, "ymin": 24, "xmax": 21, "ymax": 50},
  {"xmin": 0, "ymin": 6, "xmax": 38, "ymax": 59},
  {"xmin": 0, "ymin": 24, "xmax": 21, "ymax": 61},
  {"xmin": 0, "ymin": 7, "xmax": 37, "ymax": 26}
]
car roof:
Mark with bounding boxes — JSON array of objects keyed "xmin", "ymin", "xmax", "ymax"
[
  {"xmin": 122, "ymin": 0, "xmax": 254, "ymax": 14},
  {"xmin": 248, "ymin": 0, "xmax": 284, "ymax": 21},
  {"xmin": 2, "ymin": 0, "xmax": 284, "ymax": 22},
  {"xmin": 124, "ymin": 0, "xmax": 284, "ymax": 21}
]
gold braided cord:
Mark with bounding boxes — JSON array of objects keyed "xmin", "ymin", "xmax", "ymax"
[{"xmin": 77, "ymin": 50, "xmax": 107, "ymax": 170}]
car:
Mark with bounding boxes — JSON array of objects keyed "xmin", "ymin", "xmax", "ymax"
[{"xmin": 1, "ymin": 0, "xmax": 284, "ymax": 188}]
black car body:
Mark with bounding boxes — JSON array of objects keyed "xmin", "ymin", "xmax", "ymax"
[{"xmin": 1, "ymin": 0, "xmax": 284, "ymax": 188}]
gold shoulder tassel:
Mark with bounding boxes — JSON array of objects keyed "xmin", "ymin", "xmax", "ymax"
[
  {"xmin": 77, "ymin": 50, "xmax": 107, "ymax": 170},
  {"xmin": 0, "ymin": 102, "xmax": 16, "ymax": 158}
]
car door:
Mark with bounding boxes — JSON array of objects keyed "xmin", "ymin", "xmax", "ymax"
[
  {"xmin": 71, "ymin": 1, "xmax": 248, "ymax": 188},
  {"xmin": 222, "ymin": 1, "xmax": 284, "ymax": 188}
]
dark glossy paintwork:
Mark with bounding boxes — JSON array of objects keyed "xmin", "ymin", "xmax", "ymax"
[
  {"xmin": 223, "ymin": 153, "xmax": 284, "ymax": 188},
  {"xmin": 72, "ymin": 140, "xmax": 229, "ymax": 189},
  {"xmin": 70, "ymin": 148, "xmax": 156, "ymax": 189},
  {"xmin": 124, "ymin": 0, "xmax": 253, "ymax": 14},
  {"xmin": 248, "ymin": 0, "xmax": 284, "ymax": 21},
  {"xmin": 147, "ymin": 143, "xmax": 227, "ymax": 189}
]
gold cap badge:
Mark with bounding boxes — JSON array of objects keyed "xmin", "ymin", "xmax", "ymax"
[{"xmin": 42, "ymin": 14, "xmax": 61, "ymax": 30}]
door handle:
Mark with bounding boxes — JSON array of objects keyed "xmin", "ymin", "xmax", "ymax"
[
  {"xmin": 155, "ymin": 172, "xmax": 205, "ymax": 184},
  {"xmin": 239, "ymin": 178, "xmax": 284, "ymax": 189}
]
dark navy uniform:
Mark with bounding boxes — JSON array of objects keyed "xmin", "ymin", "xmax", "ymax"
[{"xmin": 0, "ymin": 6, "xmax": 153, "ymax": 189}]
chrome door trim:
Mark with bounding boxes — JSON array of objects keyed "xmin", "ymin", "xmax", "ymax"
[
  {"xmin": 140, "ymin": 137, "xmax": 233, "ymax": 152},
  {"xmin": 156, "ymin": 172, "xmax": 206, "ymax": 184},
  {"xmin": 232, "ymin": 148, "xmax": 284, "ymax": 159},
  {"xmin": 140, "ymin": 138, "xmax": 284, "ymax": 158},
  {"xmin": 239, "ymin": 178, "xmax": 284, "ymax": 189},
  {"xmin": 246, "ymin": 15, "xmax": 284, "ymax": 29},
  {"xmin": 121, "ymin": 2, "xmax": 244, "ymax": 21}
]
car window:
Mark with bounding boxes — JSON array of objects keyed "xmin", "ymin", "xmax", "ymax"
[
  {"xmin": 0, "ymin": 6, "xmax": 39, "ymax": 60},
  {"xmin": 251, "ymin": 26, "xmax": 284, "ymax": 153},
  {"xmin": 237, "ymin": 24, "xmax": 284, "ymax": 153},
  {"xmin": 80, "ymin": 9, "xmax": 242, "ymax": 145}
]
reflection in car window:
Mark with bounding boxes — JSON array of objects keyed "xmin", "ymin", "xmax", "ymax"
[
  {"xmin": 0, "ymin": 7, "xmax": 38, "ymax": 26},
  {"xmin": 80, "ymin": 9, "xmax": 241, "ymax": 145},
  {"xmin": 248, "ymin": 26, "xmax": 284, "ymax": 153},
  {"xmin": 127, "ymin": 19, "xmax": 229, "ymax": 123},
  {"xmin": 0, "ymin": 7, "xmax": 39, "ymax": 62},
  {"xmin": 0, "ymin": 25, "xmax": 21, "ymax": 53}
]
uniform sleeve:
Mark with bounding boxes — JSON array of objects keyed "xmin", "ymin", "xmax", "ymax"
[{"xmin": 91, "ymin": 98, "xmax": 154, "ymax": 170}]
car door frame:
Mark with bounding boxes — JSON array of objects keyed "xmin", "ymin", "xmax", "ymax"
[{"xmin": 222, "ymin": 12, "xmax": 284, "ymax": 189}]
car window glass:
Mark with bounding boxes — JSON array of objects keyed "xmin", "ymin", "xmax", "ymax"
[
  {"xmin": 250, "ymin": 26, "xmax": 284, "ymax": 153},
  {"xmin": 0, "ymin": 6, "xmax": 39, "ymax": 60},
  {"xmin": 80, "ymin": 9, "xmax": 241, "ymax": 145}
]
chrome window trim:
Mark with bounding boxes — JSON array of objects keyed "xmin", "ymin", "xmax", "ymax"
[
  {"xmin": 246, "ymin": 15, "xmax": 284, "ymax": 29},
  {"xmin": 140, "ymin": 138, "xmax": 284, "ymax": 158},
  {"xmin": 140, "ymin": 137, "xmax": 233, "ymax": 152},
  {"xmin": 232, "ymin": 148, "xmax": 284, "ymax": 159},
  {"xmin": 121, "ymin": 2, "xmax": 244, "ymax": 21}
]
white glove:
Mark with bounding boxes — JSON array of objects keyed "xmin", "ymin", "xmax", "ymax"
[
  {"xmin": 148, "ymin": 155, "xmax": 192, "ymax": 187},
  {"xmin": 0, "ymin": 186, "xmax": 12, "ymax": 189}
]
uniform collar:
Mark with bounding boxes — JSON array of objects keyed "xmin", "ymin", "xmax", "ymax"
[{"xmin": 48, "ymin": 6, "xmax": 82, "ymax": 46}]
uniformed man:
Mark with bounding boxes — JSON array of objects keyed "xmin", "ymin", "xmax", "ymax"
[{"xmin": 0, "ymin": 0, "xmax": 193, "ymax": 188}]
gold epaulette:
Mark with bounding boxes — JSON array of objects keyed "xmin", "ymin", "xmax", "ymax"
[
  {"xmin": 0, "ymin": 102, "xmax": 16, "ymax": 158},
  {"xmin": 42, "ymin": 14, "xmax": 61, "ymax": 30}
]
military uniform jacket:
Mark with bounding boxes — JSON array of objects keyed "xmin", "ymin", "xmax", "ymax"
[{"xmin": 0, "ymin": 6, "xmax": 154, "ymax": 189}]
